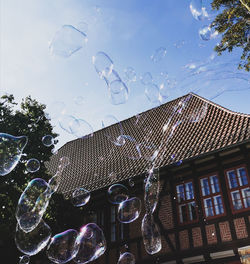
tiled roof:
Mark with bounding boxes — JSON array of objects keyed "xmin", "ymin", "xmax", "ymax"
[{"xmin": 46, "ymin": 93, "xmax": 250, "ymax": 197}]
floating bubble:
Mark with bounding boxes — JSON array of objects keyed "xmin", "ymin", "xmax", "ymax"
[
  {"xmin": 16, "ymin": 178, "xmax": 51, "ymax": 233},
  {"xmin": 15, "ymin": 219, "xmax": 51, "ymax": 256},
  {"xmin": 42, "ymin": 135, "xmax": 54, "ymax": 147},
  {"xmin": 74, "ymin": 223, "xmax": 106, "ymax": 263},
  {"xmin": 140, "ymin": 72, "xmax": 153, "ymax": 85},
  {"xmin": 104, "ymin": 69, "xmax": 121, "ymax": 86},
  {"xmin": 59, "ymin": 156, "xmax": 70, "ymax": 169},
  {"xmin": 26, "ymin": 158, "xmax": 40, "ymax": 173},
  {"xmin": 72, "ymin": 119, "xmax": 94, "ymax": 139},
  {"xmin": 145, "ymin": 83, "xmax": 160, "ymax": 104},
  {"xmin": 0, "ymin": 133, "xmax": 28, "ymax": 176},
  {"xmin": 144, "ymin": 168, "xmax": 160, "ymax": 214},
  {"xmin": 48, "ymin": 101, "xmax": 66, "ymax": 119},
  {"xmin": 58, "ymin": 115, "xmax": 79, "ymax": 135},
  {"xmin": 188, "ymin": 102, "xmax": 208, "ymax": 122},
  {"xmin": 92, "ymin": 51, "xmax": 114, "ymax": 79},
  {"xmin": 71, "ymin": 187, "xmax": 91, "ymax": 207},
  {"xmin": 47, "ymin": 229, "xmax": 79, "ymax": 264},
  {"xmin": 124, "ymin": 67, "xmax": 136, "ymax": 82},
  {"xmin": 189, "ymin": 0, "xmax": 208, "ymax": 21},
  {"xmin": 19, "ymin": 255, "xmax": 30, "ymax": 264},
  {"xmin": 151, "ymin": 47, "xmax": 167, "ymax": 63},
  {"xmin": 129, "ymin": 178, "xmax": 135, "ymax": 187},
  {"xmin": 109, "ymin": 81, "xmax": 129, "ymax": 105},
  {"xmin": 49, "ymin": 25, "xmax": 87, "ymax": 58},
  {"xmin": 117, "ymin": 252, "xmax": 135, "ymax": 264},
  {"xmin": 108, "ymin": 184, "xmax": 129, "ymax": 204},
  {"xmin": 118, "ymin": 197, "xmax": 141, "ymax": 223},
  {"xmin": 137, "ymin": 142, "xmax": 159, "ymax": 162},
  {"xmin": 141, "ymin": 214, "xmax": 162, "ymax": 255},
  {"xmin": 199, "ymin": 25, "xmax": 218, "ymax": 41},
  {"xmin": 76, "ymin": 22, "xmax": 88, "ymax": 34}
]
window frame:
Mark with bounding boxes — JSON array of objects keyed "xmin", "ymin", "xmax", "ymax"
[
  {"xmin": 175, "ymin": 180, "xmax": 198, "ymax": 225},
  {"xmin": 199, "ymin": 173, "xmax": 226, "ymax": 220},
  {"xmin": 225, "ymin": 165, "xmax": 250, "ymax": 214}
]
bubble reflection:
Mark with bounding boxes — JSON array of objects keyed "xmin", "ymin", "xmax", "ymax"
[
  {"xmin": 118, "ymin": 197, "xmax": 141, "ymax": 223},
  {"xmin": 42, "ymin": 135, "xmax": 54, "ymax": 147},
  {"xmin": 71, "ymin": 187, "xmax": 91, "ymax": 207},
  {"xmin": 108, "ymin": 184, "xmax": 129, "ymax": 204}
]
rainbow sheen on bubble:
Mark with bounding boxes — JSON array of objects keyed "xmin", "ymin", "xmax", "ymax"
[
  {"xmin": 0, "ymin": 133, "xmax": 28, "ymax": 176},
  {"xmin": 74, "ymin": 223, "xmax": 106, "ymax": 264},
  {"xmin": 108, "ymin": 184, "xmax": 129, "ymax": 204},
  {"xmin": 42, "ymin": 135, "xmax": 54, "ymax": 147},
  {"xmin": 47, "ymin": 229, "xmax": 79, "ymax": 264},
  {"xmin": 118, "ymin": 197, "xmax": 141, "ymax": 223},
  {"xmin": 71, "ymin": 187, "xmax": 91, "ymax": 207},
  {"xmin": 26, "ymin": 158, "xmax": 40, "ymax": 173},
  {"xmin": 15, "ymin": 220, "xmax": 51, "ymax": 256}
]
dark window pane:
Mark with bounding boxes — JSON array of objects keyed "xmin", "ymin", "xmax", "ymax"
[
  {"xmin": 231, "ymin": 191, "xmax": 243, "ymax": 210},
  {"xmin": 201, "ymin": 178, "xmax": 210, "ymax": 196},
  {"xmin": 177, "ymin": 184, "xmax": 185, "ymax": 202},
  {"xmin": 180, "ymin": 205, "xmax": 188, "ymax": 223},
  {"xmin": 227, "ymin": 171, "xmax": 238, "ymax": 189},
  {"xmin": 210, "ymin": 175, "xmax": 220, "ymax": 193},
  {"xmin": 238, "ymin": 168, "xmax": 248, "ymax": 186},
  {"xmin": 185, "ymin": 182, "xmax": 194, "ymax": 200},
  {"xmin": 189, "ymin": 202, "xmax": 197, "ymax": 220}
]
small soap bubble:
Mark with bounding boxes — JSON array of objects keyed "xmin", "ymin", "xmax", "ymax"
[
  {"xmin": 47, "ymin": 229, "xmax": 79, "ymax": 263},
  {"xmin": 58, "ymin": 115, "xmax": 79, "ymax": 135},
  {"xmin": 19, "ymin": 255, "xmax": 30, "ymax": 264},
  {"xmin": 199, "ymin": 25, "xmax": 218, "ymax": 41},
  {"xmin": 15, "ymin": 220, "xmax": 51, "ymax": 256},
  {"xmin": 71, "ymin": 187, "xmax": 91, "ymax": 207},
  {"xmin": 145, "ymin": 83, "xmax": 160, "ymax": 104},
  {"xmin": 118, "ymin": 252, "xmax": 135, "ymax": 264},
  {"xmin": 59, "ymin": 156, "xmax": 70, "ymax": 170},
  {"xmin": 129, "ymin": 178, "xmax": 135, "ymax": 187},
  {"xmin": 109, "ymin": 80, "xmax": 129, "ymax": 105},
  {"xmin": 118, "ymin": 197, "xmax": 141, "ymax": 223},
  {"xmin": 49, "ymin": 25, "xmax": 87, "ymax": 58},
  {"xmin": 124, "ymin": 67, "xmax": 136, "ymax": 82},
  {"xmin": 141, "ymin": 214, "xmax": 162, "ymax": 255},
  {"xmin": 108, "ymin": 184, "xmax": 129, "ymax": 204},
  {"xmin": 151, "ymin": 47, "xmax": 167, "ymax": 63},
  {"xmin": 74, "ymin": 223, "xmax": 106, "ymax": 264},
  {"xmin": 140, "ymin": 72, "xmax": 153, "ymax": 85},
  {"xmin": 72, "ymin": 119, "xmax": 94, "ymax": 139},
  {"xmin": 42, "ymin": 135, "xmax": 54, "ymax": 147},
  {"xmin": 0, "ymin": 133, "xmax": 28, "ymax": 176},
  {"xmin": 92, "ymin": 51, "xmax": 114, "ymax": 79},
  {"xmin": 26, "ymin": 158, "xmax": 40, "ymax": 173}
]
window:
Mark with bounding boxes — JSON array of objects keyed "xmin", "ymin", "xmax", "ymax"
[
  {"xmin": 200, "ymin": 174, "xmax": 224, "ymax": 218},
  {"xmin": 110, "ymin": 206, "xmax": 124, "ymax": 242},
  {"xmin": 176, "ymin": 181, "xmax": 197, "ymax": 224},
  {"xmin": 226, "ymin": 166, "xmax": 250, "ymax": 212}
]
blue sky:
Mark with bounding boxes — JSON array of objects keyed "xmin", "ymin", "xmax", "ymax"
[{"xmin": 1, "ymin": 0, "xmax": 249, "ymax": 148}]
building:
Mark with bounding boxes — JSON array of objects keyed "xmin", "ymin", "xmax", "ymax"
[{"xmin": 48, "ymin": 93, "xmax": 250, "ymax": 264}]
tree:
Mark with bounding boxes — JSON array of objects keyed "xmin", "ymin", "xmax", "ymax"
[{"xmin": 211, "ymin": 0, "xmax": 250, "ymax": 71}]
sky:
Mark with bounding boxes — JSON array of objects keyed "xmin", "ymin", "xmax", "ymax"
[{"xmin": 1, "ymin": 0, "xmax": 250, "ymax": 149}]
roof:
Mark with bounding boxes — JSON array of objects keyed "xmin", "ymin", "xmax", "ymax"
[{"xmin": 46, "ymin": 93, "xmax": 250, "ymax": 197}]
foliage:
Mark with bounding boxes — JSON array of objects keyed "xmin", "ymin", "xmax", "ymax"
[{"xmin": 211, "ymin": 0, "xmax": 250, "ymax": 71}]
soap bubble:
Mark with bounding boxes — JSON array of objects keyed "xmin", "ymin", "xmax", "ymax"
[
  {"xmin": 124, "ymin": 67, "xmax": 136, "ymax": 82},
  {"xmin": 74, "ymin": 223, "xmax": 106, "ymax": 263},
  {"xmin": 189, "ymin": 0, "xmax": 209, "ymax": 21},
  {"xmin": 71, "ymin": 187, "xmax": 91, "ymax": 207},
  {"xmin": 144, "ymin": 168, "xmax": 160, "ymax": 214},
  {"xmin": 104, "ymin": 69, "xmax": 121, "ymax": 85},
  {"xmin": 109, "ymin": 80, "xmax": 129, "ymax": 105},
  {"xmin": 141, "ymin": 214, "xmax": 162, "ymax": 255},
  {"xmin": 16, "ymin": 178, "xmax": 51, "ymax": 233},
  {"xmin": 26, "ymin": 158, "xmax": 40, "ymax": 173},
  {"xmin": 137, "ymin": 142, "xmax": 159, "ymax": 162},
  {"xmin": 49, "ymin": 25, "xmax": 87, "ymax": 58},
  {"xmin": 58, "ymin": 115, "xmax": 79, "ymax": 134},
  {"xmin": 117, "ymin": 252, "xmax": 135, "ymax": 264},
  {"xmin": 151, "ymin": 47, "xmax": 167, "ymax": 63},
  {"xmin": 59, "ymin": 156, "xmax": 70, "ymax": 169},
  {"xmin": 15, "ymin": 219, "xmax": 51, "ymax": 256},
  {"xmin": 42, "ymin": 135, "xmax": 54, "ymax": 147},
  {"xmin": 128, "ymin": 178, "xmax": 135, "ymax": 187},
  {"xmin": 76, "ymin": 22, "xmax": 88, "ymax": 33},
  {"xmin": 140, "ymin": 72, "xmax": 153, "ymax": 85},
  {"xmin": 19, "ymin": 255, "xmax": 30, "ymax": 264},
  {"xmin": 108, "ymin": 184, "xmax": 129, "ymax": 204},
  {"xmin": 92, "ymin": 51, "xmax": 114, "ymax": 79},
  {"xmin": 118, "ymin": 197, "xmax": 141, "ymax": 223},
  {"xmin": 72, "ymin": 119, "xmax": 94, "ymax": 139},
  {"xmin": 199, "ymin": 25, "xmax": 218, "ymax": 41},
  {"xmin": 145, "ymin": 83, "xmax": 160, "ymax": 104},
  {"xmin": 0, "ymin": 133, "xmax": 28, "ymax": 176},
  {"xmin": 47, "ymin": 229, "xmax": 79, "ymax": 264},
  {"xmin": 188, "ymin": 102, "xmax": 208, "ymax": 122}
]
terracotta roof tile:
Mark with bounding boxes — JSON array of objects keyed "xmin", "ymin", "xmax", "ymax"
[{"xmin": 46, "ymin": 93, "xmax": 250, "ymax": 197}]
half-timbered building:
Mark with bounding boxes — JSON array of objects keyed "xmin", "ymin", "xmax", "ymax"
[{"xmin": 48, "ymin": 93, "xmax": 250, "ymax": 264}]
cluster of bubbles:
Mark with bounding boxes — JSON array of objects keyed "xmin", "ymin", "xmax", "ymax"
[{"xmin": 92, "ymin": 52, "xmax": 129, "ymax": 105}]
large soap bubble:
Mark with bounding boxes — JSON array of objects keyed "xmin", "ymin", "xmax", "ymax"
[
  {"xmin": 118, "ymin": 197, "xmax": 141, "ymax": 223},
  {"xmin": 92, "ymin": 51, "xmax": 114, "ymax": 79},
  {"xmin": 74, "ymin": 223, "xmax": 106, "ymax": 264},
  {"xmin": 0, "ymin": 133, "xmax": 28, "ymax": 176},
  {"xmin": 47, "ymin": 229, "xmax": 79, "ymax": 264},
  {"xmin": 49, "ymin": 25, "xmax": 87, "ymax": 58},
  {"xmin": 108, "ymin": 184, "xmax": 129, "ymax": 204},
  {"xmin": 117, "ymin": 252, "xmax": 135, "ymax": 264},
  {"xmin": 71, "ymin": 187, "xmax": 91, "ymax": 207},
  {"xmin": 15, "ymin": 220, "xmax": 51, "ymax": 256},
  {"xmin": 141, "ymin": 214, "xmax": 162, "ymax": 255},
  {"xmin": 109, "ymin": 80, "xmax": 129, "ymax": 105},
  {"xmin": 189, "ymin": 0, "xmax": 208, "ymax": 21},
  {"xmin": 16, "ymin": 178, "xmax": 51, "ymax": 233}
]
